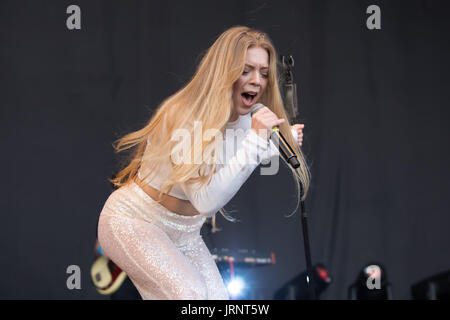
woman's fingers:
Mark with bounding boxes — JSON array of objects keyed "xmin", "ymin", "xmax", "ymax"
[
  {"xmin": 291, "ymin": 123, "xmax": 305, "ymax": 146},
  {"xmin": 251, "ymin": 106, "xmax": 285, "ymax": 140}
]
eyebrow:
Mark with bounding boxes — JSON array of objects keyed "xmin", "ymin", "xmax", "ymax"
[{"xmin": 245, "ymin": 64, "xmax": 269, "ymax": 70}]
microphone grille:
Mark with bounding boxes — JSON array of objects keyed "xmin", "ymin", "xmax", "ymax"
[{"xmin": 250, "ymin": 103, "xmax": 265, "ymax": 116}]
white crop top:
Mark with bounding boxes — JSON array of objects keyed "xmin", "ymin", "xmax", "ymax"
[{"xmin": 137, "ymin": 113, "xmax": 298, "ymax": 217}]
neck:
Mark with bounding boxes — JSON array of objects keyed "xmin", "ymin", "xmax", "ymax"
[{"xmin": 229, "ymin": 111, "xmax": 239, "ymax": 123}]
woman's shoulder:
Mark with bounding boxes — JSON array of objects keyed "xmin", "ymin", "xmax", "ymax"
[{"xmin": 226, "ymin": 113, "xmax": 251, "ymax": 130}]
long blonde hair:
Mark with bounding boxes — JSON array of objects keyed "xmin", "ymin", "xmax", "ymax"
[{"xmin": 109, "ymin": 25, "xmax": 311, "ymax": 222}]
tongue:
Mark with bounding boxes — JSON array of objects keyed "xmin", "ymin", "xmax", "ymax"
[{"xmin": 242, "ymin": 94, "xmax": 253, "ymax": 106}]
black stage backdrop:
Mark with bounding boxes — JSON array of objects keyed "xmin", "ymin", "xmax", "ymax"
[{"xmin": 1, "ymin": 0, "xmax": 449, "ymax": 300}]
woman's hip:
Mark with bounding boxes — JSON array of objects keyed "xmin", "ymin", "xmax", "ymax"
[{"xmin": 98, "ymin": 181, "xmax": 206, "ymax": 246}]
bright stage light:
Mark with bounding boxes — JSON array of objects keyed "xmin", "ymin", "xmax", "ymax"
[{"xmin": 227, "ymin": 277, "xmax": 245, "ymax": 296}]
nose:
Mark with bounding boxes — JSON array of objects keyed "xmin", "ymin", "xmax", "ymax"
[{"xmin": 250, "ymin": 71, "xmax": 261, "ymax": 87}]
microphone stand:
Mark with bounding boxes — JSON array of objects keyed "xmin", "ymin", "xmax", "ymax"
[{"xmin": 280, "ymin": 54, "xmax": 317, "ymax": 300}]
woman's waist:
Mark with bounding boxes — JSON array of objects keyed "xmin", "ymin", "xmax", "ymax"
[
  {"xmin": 100, "ymin": 180, "xmax": 206, "ymax": 233},
  {"xmin": 133, "ymin": 176, "xmax": 200, "ymax": 217}
]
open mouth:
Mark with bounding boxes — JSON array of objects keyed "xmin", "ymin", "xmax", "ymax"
[{"xmin": 241, "ymin": 92, "xmax": 257, "ymax": 107}]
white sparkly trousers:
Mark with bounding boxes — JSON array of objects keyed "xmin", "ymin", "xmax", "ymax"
[{"xmin": 97, "ymin": 181, "xmax": 230, "ymax": 300}]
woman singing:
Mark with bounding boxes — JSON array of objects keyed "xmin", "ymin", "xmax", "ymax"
[{"xmin": 97, "ymin": 26, "xmax": 310, "ymax": 300}]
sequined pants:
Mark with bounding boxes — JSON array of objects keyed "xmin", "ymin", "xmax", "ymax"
[{"xmin": 97, "ymin": 181, "xmax": 229, "ymax": 300}]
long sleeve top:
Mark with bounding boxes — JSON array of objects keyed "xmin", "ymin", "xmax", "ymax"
[{"xmin": 137, "ymin": 113, "xmax": 298, "ymax": 217}]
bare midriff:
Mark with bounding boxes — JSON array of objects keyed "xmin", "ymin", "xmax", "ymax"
[{"xmin": 134, "ymin": 176, "xmax": 200, "ymax": 217}]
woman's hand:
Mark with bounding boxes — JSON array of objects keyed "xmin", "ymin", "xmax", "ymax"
[
  {"xmin": 291, "ymin": 124, "xmax": 305, "ymax": 147},
  {"xmin": 251, "ymin": 106, "xmax": 286, "ymax": 141}
]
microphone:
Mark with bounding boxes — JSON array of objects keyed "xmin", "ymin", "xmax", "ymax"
[{"xmin": 250, "ymin": 103, "xmax": 300, "ymax": 169}]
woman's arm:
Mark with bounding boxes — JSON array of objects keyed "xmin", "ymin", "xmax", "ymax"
[{"xmin": 180, "ymin": 129, "xmax": 276, "ymax": 217}]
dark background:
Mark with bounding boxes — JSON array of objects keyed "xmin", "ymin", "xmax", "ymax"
[{"xmin": 1, "ymin": 0, "xmax": 449, "ymax": 299}]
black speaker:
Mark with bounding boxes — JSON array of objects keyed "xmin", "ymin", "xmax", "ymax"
[
  {"xmin": 274, "ymin": 264, "xmax": 331, "ymax": 300},
  {"xmin": 412, "ymin": 270, "xmax": 450, "ymax": 300},
  {"xmin": 347, "ymin": 263, "xmax": 392, "ymax": 300}
]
